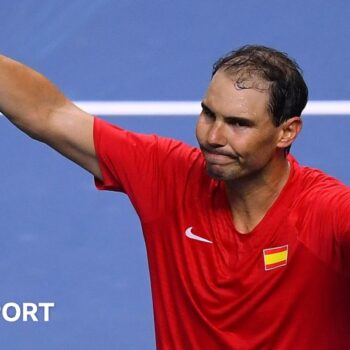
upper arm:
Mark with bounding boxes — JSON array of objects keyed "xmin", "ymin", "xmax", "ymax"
[
  {"xmin": 40, "ymin": 101, "xmax": 102, "ymax": 180},
  {"xmin": 0, "ymin": 55, "xmax": 102, "ymax": 180}
]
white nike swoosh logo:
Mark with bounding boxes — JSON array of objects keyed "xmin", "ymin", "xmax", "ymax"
[{"xmin": 185, "ymin": 227, "xmax": 212, "ymax": 244}]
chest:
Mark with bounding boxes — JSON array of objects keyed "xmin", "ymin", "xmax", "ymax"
[{"xmin": 144, "ymin": 189, "xmax": 302, "ymax": 301}]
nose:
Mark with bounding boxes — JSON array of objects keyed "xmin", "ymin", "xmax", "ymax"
[{"xmin": 207, "ymin": 121, "xmax": 226, "ymax": 147}]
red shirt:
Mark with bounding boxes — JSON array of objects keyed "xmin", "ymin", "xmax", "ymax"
[{"xmin": 94, "ymin": 117, "xmax": 350, "ymax": 350}]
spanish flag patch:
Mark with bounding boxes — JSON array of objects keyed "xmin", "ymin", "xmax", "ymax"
[{"xmin": 263, "ymin": 245, "xmax": 288, "ymax": 271}]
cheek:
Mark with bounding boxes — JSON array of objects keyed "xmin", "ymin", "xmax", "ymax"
[
  {"xmin": 195, "ymin": 118, "xmax": 208, "ymax": 143},
  {"xmin": 195, "ymin": 122, "xmax": 201, "ymax": 143},
  {"xmin": 226, "ymin": 129, "xmax": 253, "ymax": 153},
  {"xmin": 247, "ymin": 136, "xmax": 279, "ymax": 165},
  {"xmin": 233, "ymin": 132, "xmax": 275, "ymax": 160}
]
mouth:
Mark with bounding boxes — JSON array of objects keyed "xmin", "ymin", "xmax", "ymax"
[{"xmin": 201, "ymin": 147, "xmax": 238, "ymax": 165}]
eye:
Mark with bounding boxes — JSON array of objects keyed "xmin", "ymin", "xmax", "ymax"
[
  {"xmin": 229, "ymin": 120, "xmax": 245, "ymax": 127},
  {"xmin": 201, "ymin": 107, "xmax": 215, "ymax": 120},
  {"xmin": 226, "ymin": 118, "xmax": 252, "ymax": 128}
]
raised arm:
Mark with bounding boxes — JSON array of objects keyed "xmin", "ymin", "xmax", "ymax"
[{"xmin": 0, "ymin": 55, "xmax": 102, "ymax": 180}]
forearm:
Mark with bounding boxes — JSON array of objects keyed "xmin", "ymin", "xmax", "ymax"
[{"xmin": 0, "ymin": 55, "xmax": 68, "ymax": 140}]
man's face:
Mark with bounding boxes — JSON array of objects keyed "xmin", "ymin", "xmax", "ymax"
[{"xmin": 196, "ymin": 70, "xmax": 283, "ymax": 182}]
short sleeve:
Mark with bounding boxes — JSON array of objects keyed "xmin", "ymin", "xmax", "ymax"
[
  {"xmin": 93, "ymin": 117, "xmax": 202, "ymax": 222},
  {"xmin": 292, "ymin": 167, "xmax": 350, "ymax": 275},
  {"xmin": 334, "ymin": 189, "xmax": 350, "ymax": 272},
  {"xmin": 93, "ymin": 117, "xmax": 158, "ymax": 192}
]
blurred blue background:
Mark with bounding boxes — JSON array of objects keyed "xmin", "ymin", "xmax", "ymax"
[{"xmin": 0, "ymin": 0, "xmax": 349, "ymax": 349}]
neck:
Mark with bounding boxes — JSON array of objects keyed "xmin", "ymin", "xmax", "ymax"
[{"xmin": 225, "ymin": 156, "xmax": 291, "ymax": 234}]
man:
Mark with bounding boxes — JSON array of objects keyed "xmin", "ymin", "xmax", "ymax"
[{"xmin": 1, "ymin": 45, "xmax": 349, "ymax": 349}]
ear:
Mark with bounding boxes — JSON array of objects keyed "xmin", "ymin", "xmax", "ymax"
[{"xmin": 277, "ymin": 117, "xmax": 303, "ymax": 149}]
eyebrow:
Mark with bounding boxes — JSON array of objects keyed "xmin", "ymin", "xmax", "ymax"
[{"xmin": 201, "ymin": 101, "xmax": 256, "ymax": 127}]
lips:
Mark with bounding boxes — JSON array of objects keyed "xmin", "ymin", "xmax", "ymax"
[{"xmin": 203, "ymin": 151, "xmax": 235, "ymax": 165}]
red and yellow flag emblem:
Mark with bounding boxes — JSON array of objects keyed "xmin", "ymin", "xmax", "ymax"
[{"xmin": 263, "ymin": 245, "xmax": 288, "ymax": 270}]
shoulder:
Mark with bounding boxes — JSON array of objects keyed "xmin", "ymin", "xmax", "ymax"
[
  {"xmin": 290, "ymin": 155, "xmax": 350, "ymax": 207},
  {"xmin": 288, "ymin": 157, "xmax": 350, "ymax": 274},
  {"xmin": 93, "ymin": 116, "xmax": 205, "ymax": 186},
  {"xmin": 289, "ymin": 155, "xmax": 350, "ymax": 235},
  {"xmin": 94, "ymin": 116, "xmax": 201, "ymax": 156},
  {"xmin": 289, "ymin": 156, "xmax": 350, "ymax": 238}
]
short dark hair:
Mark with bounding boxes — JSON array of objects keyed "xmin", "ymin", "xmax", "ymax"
[{"xmin": 212, "ymin": 45, "xmax": 308, "ymax": 127}]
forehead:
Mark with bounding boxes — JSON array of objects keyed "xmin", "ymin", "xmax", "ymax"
[{"xmin": 204, "ymin": 70, "xmax": 271, "ymax": 120}]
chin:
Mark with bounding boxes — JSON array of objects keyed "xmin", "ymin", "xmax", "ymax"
[
  {"xmin": 206, "ymin": 164, "xmax": 235, "ymax": 181},
  {"xmin": 207, "ymin": 171, "xmax": 225, "ymax": 180},
  {"xmin": 205, "ymin": 162, "xmax": 253, "ymax": 182}
]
